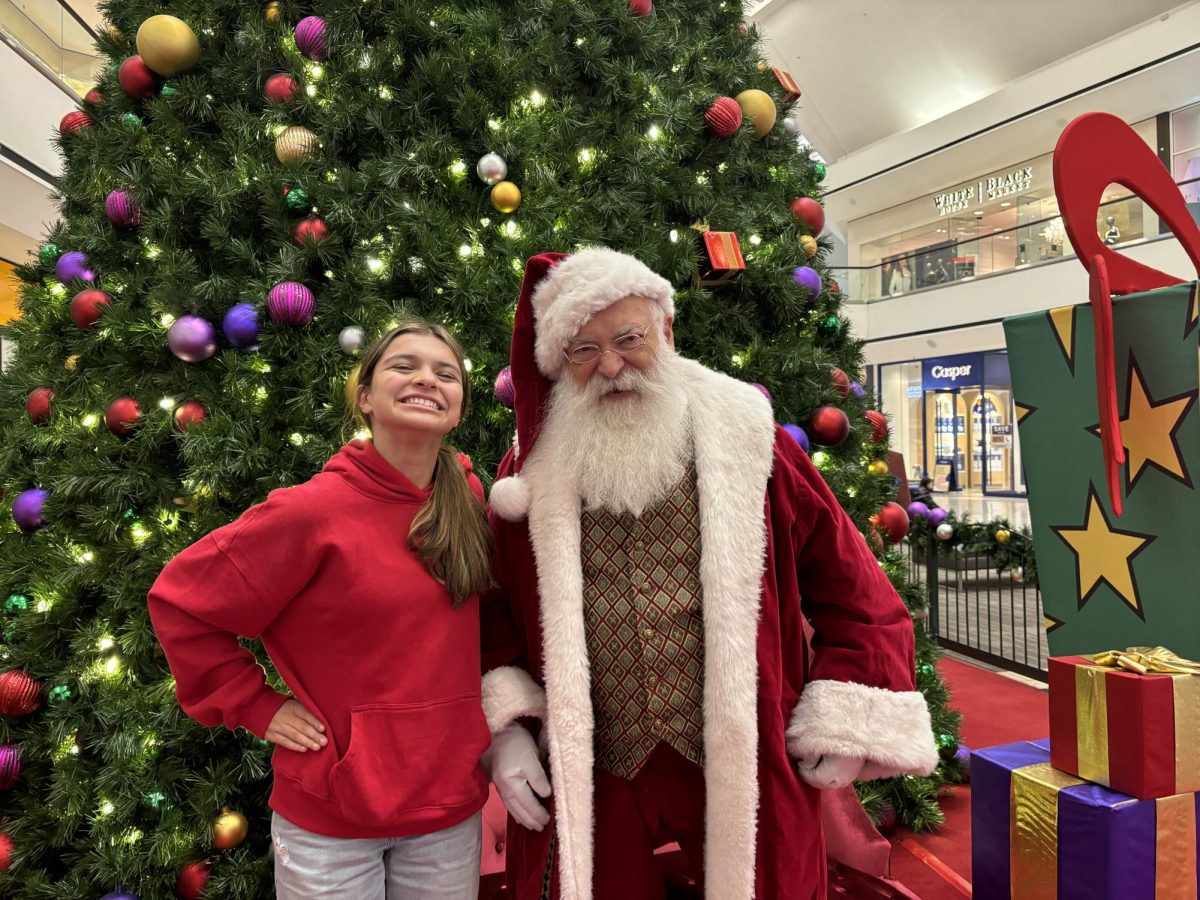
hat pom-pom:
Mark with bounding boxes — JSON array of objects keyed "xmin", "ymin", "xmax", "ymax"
[{"xmin": 489, "ymin": 475, "xmax": 530, "ymax": 521}]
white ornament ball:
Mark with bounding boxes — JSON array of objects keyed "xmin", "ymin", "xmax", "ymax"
[
  {"xmin": 936, "ymin": 523, "xmax": 954, "ymax": 541},
  {"xmin": 339, "ymin": 325, "xmax": 366, "ymax": 355},
  {"xmin": 783, "ymin": 117, "xmax": 799, "ymax": 136},
  {"xmin": 1013, "ymin": 567, "xmax": 1025, "ymax": 584},
  {"xmin": 476, "ymin": 152, "xmax": 508, "ymax": 186}
]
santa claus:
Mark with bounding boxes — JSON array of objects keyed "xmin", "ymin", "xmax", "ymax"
[{"xmin": 480, "ymin": 248, "xmax": 937, "ymax": 900}]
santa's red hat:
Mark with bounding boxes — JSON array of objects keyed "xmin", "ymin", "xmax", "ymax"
[{"xmin": 489, "ymin": 247, "xmax": 675, "ymax": 522}]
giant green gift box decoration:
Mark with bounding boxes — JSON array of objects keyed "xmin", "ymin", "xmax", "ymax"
[{"xmin": 1003, "ymin": 113, "xmax": 1200, "ymax": 660}]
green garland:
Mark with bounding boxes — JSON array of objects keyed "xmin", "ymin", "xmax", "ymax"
[{"xmin": 907, "ymin": 512, "xmax": 1039, "ymax": 588}]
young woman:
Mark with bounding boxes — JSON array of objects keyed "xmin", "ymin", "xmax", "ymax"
[{"xmin": 148, "ymin": 322, "xmax": 493, "ymax": 899}]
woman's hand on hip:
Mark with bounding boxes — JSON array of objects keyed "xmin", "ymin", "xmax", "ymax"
[{"xmin": 265, "ymin": 699, "xmax": 327, "ymax": 751}]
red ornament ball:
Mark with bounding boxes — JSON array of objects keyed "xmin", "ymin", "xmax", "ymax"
[
  {"xmin": 70, "ymin": 289, "xmax": 112, "ymax": 330},
  {"xmin": 59, "ymin": 111, "xmax": 93, "ymax": 135},
  {"xmin": 704, "ymin": 96, "xmax": 743, "ymax": 138},
  {"xmin": 629, "ymin": 0, "xmax": 653, "ymax": 16},
  {"xmin": 176, "ymin": 861, "xmax": 212, "ymax": 900},
  {"xmin": 174, "ymin": 399, "xmax": 207, "ymax": 431},
  {"xmin": 0, "ymin": 671, "xmax": 42, "ymax": 717},
  {"xmin": 0, "ymin": 831, "xmax": 11, "ymax": 872},
  {"xmin": 118, "ymin": 56, "xmax": 160, "ymax": 99},
  {"xmin": 292, "ymin": 216, "xmax": 330, "ymax": 246},
  {"xmin": 105, "ymin": 396, "xmax": 141, "ymax": 437},
  {"xmin": 26, "ymin": 387, "xmax": 53, "ymax": 424},
  {"xmin": 871, "ymin": 502, "xmax": 910, "ymax": 544},
  {"xmin": 864, "ymin": 410, "xmax": 889, "ymax": 443},
  {"xmin": 494, "ymin": 366, "xmax": 515, "ymax": 409},
  {"xmin": 789, "ymin": 197, "xmax": 826, "ymax": 235},
  {"xmin": 830, "ymin": 367, "xmax": 850, "ymax": 398},
  {"xmin": 84, "ymin": 88, "xmax": 103, "ymax": 104},
  {"xmin": 807, "ymin": 406, "xmax": 850, "ymax": 446},
  {"xmin": 264, "ymin": 73, "xmax": 300, "ymax": 105}
]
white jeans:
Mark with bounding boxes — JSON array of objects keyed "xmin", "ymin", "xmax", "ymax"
[{"xmin": 271, "ymin": 811, "xmax": 482, "ymax": 899}]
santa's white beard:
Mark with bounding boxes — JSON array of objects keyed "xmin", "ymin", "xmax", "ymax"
[{"xmin": 538, "ymin": 350, "xmax": 692, "ymax": 517}]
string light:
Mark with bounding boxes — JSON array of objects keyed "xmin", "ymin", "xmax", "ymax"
[
  {"xmin": 97, "ymin": 636, "xmax": 114, "ymax": 651},
  {"xmin": 159, "ymin": 313, "xmax": 175, "ymax": 328},
  {"xmin": 646, "ymin": 125, "xmax": 661, "ymax": 141},
  {"xmin": 81, "ymin": 414, "xmax": 98, "ymax": 428},
  {"xmin": 158, "ymin": 397, "xmax": 176, "ymax": 410},
  {"xmin": 669, "ymin": 230, "xmax": 679, "ymax": 243},
  {"xmin": 366, "ymin": 258, "xmax": 385, "ymax": 273},
  {"xmin": 448, "ymin": 160, "xmax": 467, "ymax": 179}
]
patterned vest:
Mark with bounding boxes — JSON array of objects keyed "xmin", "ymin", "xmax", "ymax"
[{"xmin": 581, "ymin": 466, "xmax": 706, "ymax": 779}]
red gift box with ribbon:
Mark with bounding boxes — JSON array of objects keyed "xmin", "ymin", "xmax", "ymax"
[
  {"xmin": 771, "ymin": 67, "xmax": 801, "ymax": 104},
  {"xmin": 696, "ymin": 230, "xmax": 746, "ymax": 286}
]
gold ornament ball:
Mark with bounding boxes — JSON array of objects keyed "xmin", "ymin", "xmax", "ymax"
[
  {"xmin": 995, "ymin": 529, "xmax": 1011, "ymax": 545},
  {"xmin": 275, "ymin": 126, "xmax": 319, "ymax": 167},
  {"xmin": 756, "ymin": 60, "xmax": 768, "ymax": 72},
  {"xmin": 799, "ymin": 234, "xmax": 818, "ymax": 259},
  {"xmin": 65, "ymin": 354, "xmax": 80, "ymax": 371},
  {"xmin": 136, "ymin": 15, "xmax": 200, "ymax": 77},
  {"xmin": 213, "ymin": 808, "xmax": 249, "ymax": 850},
  {"xmin": 867, "ymin": 460, "xmax": 889, "ymax": 477},
  {"xmin": 735, "ymin": 89, "xmax": 777, "ymax": 139},
  {"xmin": 105, "ymin": 23, "xmax": 126, "ymax": 45},
  {"xmin": 265, "ymin": 2, "xmax": 282, "ymax": 25},
  {"xmin": 490, "ymin": 181, "xmax": 522, "ymax": 214}
]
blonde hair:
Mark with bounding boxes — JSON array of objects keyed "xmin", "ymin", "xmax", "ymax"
[{"xmin": 349, "ymin": 321, "xmax": 493, "ymax": 606}]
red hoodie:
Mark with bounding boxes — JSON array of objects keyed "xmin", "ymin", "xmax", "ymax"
[{"xmin": 148, "ymin": 440, "xmax": 491, "ymax": 838}]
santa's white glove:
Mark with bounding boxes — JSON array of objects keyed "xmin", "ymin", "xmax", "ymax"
[
  {"xmin": 482, "ymin": 723, "xmax": 552, "ymax": 832},
  {"xmin": 796, "ymin": 753, "xmax": 867, "ymax": 790}
]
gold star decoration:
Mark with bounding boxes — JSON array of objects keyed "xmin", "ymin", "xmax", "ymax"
[
  {"xmin": 1088, "ymin": 355, "xmax": 1195, "ymax": 494},
  {"xmin": 1043, "ymin": 614, "xmax": 1064, "ymax": 634},
  {"xmin": 1016, "ymin": 402, "xmax": 1036, "ymax": 425},
  {"xmin": 1047, "ymin": 305, "xmax": 1077, "ymax": 374},
  {"xmin": 1051, "ymin": 485, "xmax": 1155, "ymax": 619}
]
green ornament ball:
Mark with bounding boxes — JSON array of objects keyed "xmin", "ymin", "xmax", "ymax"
[
  {"xmin": 4, "ymin": 594, "xmax": 28, "ymax": 613},
  {"xmin": 917, "ymin": 661, "xmax": 935, "ymax": 677},
  {"xmin": 145, "ymin": 791, "xmax": 167, "ymax": 808},
  {"xmin": 160, "ymin": 84, "xmax": 178, "ymax": 98},
  {"xmin": 122, "ymin": 112, "xmax": 144, "ymax": 130},
  {"xmin": 48, "ymin": 685, "xmax": 72, "ymax": 702},
  {"xmin": 816, "ymin": 314, "xmax": 840, "ymax": 339},
  {"xmin": 285, "ymin": 187, "xmax": 310, "ymax": 211},
  {"xmin": 814, "ymin": 163, "xmax": 827, "ymax": 182},
  {"xmin": 38, "ymin": 244, "xmax": 59, "ymax": 267}
]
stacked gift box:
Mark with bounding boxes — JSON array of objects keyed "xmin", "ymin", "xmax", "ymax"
[{"xmin": 972, "ymin": 650, "xmax": 1200, "ymax": 899}]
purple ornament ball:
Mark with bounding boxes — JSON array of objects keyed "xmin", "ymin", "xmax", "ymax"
[
  {"xmin": 12, "ymin": 489, "xmax": 48, "ymax": 533},
  {"xmin": 906, "ymin": 501, "xmax": 930, "ymax": 520},
  {"xmin": 928, "ymin": 507, "xmax": 949, "ymax": 526},
  {"xmin": 493, "ymin": 366, "xmax": 515, "ymax": 409},
  {"xmin": 792, "ymin": 266, "xmax": 822, "ymax": 297},
  {"xmin": 749, "ymin": 382, "xmax": 772, "ymax": 403},
  {"xmin": 0, "ymin": 744, "xmax": 20, "ymax": 789},
  {"xmin": 955, "ymin": 744, "xmax": 972, "ymax": 781},
  {"xmin": 295, "ymin": 16, "xmax": 328, "ymax": 61},
  {"xmin": 104, "ymin": 190, "xmax": 141, "ymax": 228},
  {"xmin": 850, "ymin": 381, "xmax": 866, "ymax": 398},
  {"xmin": 782, "ymin": 424, "xmax": 810, "ymax": 454},
  {"xmin": 222, "ymin": 303, "xmax": 260, "ymax": 349},
  {"xmin": 55, "ymin": 251, "xmax": 96, "ymax": 285},
  {"xmin": 167, "ymin": 316, "xmax": 217, "ymax": 363},
  {"xmin": 267, "ymin": 282, "xmax": 315, "ymax": 327},
  {"xmin": 101, "ymin": 893, "xmax": 140, "ymax": 900}
]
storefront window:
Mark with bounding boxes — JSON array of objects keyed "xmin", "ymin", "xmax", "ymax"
[
  {"xmin": 878, "ymin": 352, "xmax": 1024, "ymax": 496},
  {"xmin": 1173, "ymin": 102, "xmax": 1200, "ymax": 217}
]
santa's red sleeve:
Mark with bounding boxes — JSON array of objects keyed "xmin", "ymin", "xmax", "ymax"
[
  {"xmin": 777, "ymin": 430, "xmax": 938, "ymax": 779},
  {"xmin": 479, "ymin": 451, "xmax": 546, "ymax": 736}
]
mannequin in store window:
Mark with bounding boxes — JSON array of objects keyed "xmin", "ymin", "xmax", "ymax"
[
  {"xmin": 1103, "ymin": 215, "xmax": 1121, "ymax": 246},
  {"xmin": 888, "ymin": 258, "xmax": 913, "ymax": 295}
]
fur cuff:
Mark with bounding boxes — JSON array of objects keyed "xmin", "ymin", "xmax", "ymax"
[
  {"xmin": 481, "ymin": 666, "xmax": 546, "ymax": 734},
  {"xmin": 786, "ymin": 680, "xmax": 938, "ymax": 779},
  {"xmin": 488, "ymin": 475, "xmax": 530, "ymax": 521}
]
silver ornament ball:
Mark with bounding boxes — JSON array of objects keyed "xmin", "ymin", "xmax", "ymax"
[
  {"xmin": 339, "ymin": 325, "xmax": 366, "ymax": 355},
  {"xmin": 1013, "ymin": 567, "xmax": 1025, "ymax": 584},
  {"xmin": 783, "ymin": 117, "xmax": 799, "ymax": 135},
  {"xmin": 476, "ymin": 152, "xmax": 508, "ymax": 186},
  {"xmin": 936, "ymin": 523, "xmax": 954, "ymax": 541}
]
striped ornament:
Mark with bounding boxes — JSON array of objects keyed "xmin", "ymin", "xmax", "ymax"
[
  {"xmin": 294, "ymin": 16, "xmax": 327, "ymax": 61},
  {"xmin": 0, "ymin": 672, "xmax": 41, "ymax": 718},
  {"xmin": 59, "ymin": 111, "xmax": 93, "ymax": 135},
  {"xmin": 493, "ymin": 365, "xmax": 515, "ymax": 408},
  {"xmin": 267, "ymin": 282, "xmax": 315, "ymax": 326},
  {"xmin": 0, "ymin": 745, "xmax": 19, "ymax": 789},
  {"xmin": 105, "ymin": 189, "xmax": 141, "ymax": 228},
  {"xmin": 275, "ymin": 126, "xmax": 319, "ymax": 167}
]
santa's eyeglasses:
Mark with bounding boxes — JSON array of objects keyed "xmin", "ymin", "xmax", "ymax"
[{"xmin": 563, "ymin": 331, "xmax": 649, "ymax": 366}]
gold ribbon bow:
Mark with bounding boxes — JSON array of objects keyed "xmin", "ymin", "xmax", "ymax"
[{"xmin": 1087, "ymin": 646, "xmax": 1200, "ymax": 676}]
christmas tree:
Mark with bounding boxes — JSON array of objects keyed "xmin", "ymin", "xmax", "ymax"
[{"xmin": 0, "ymin": 0, "xmax": 959, "ymax": 893}]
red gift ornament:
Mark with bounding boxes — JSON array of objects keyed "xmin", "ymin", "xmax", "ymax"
[
  {"xmin": 176, "ymin": 860, "xmax": 212, "ymax": 900},
  {"xmin": 26, "ymin": 387, "xmax": 53, "ymax": 424},
  {"xmin": 870, "ymin": 502, "xmax": 909, "ymax": 544},
  {"xmin": 807, "ymin": 406, "xmax": 850, "ymax": 446},
  {"xmin": 118, "ymin": 56, "xmax": 160, "ymax": 99},
  {"xmin": 71, "ymin": 289, "xmax": 112, "ymax": 329},
  {"xmin": 864, "ymin": 410, "xmax": 889, "ymax": 444},
  {"xmin": 695, "ymin": 229, "xmax": 746, "ymax": 286},
  {"xmin": 105, "ymin": 396, "xmax": 141, "ymax": 437},
  {"xmin": 174, "ymin": 399, "xmax": 207, "ymax": 431},
  {"xmin": 771, "ymin": 67, "xmax": 802, "ymax": 104},
  {"xmin": 0, "ymin": 671, "xmax": 42, "ymax": 717},
  {"xmin": 704, "ymin": 97, "xmax": 743, "ymax": 138}
]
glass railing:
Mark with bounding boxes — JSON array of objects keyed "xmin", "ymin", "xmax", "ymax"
[
  {"xmin": 837, "ymin": 175, "xmax": 1200, "ymax": 303},
  {"xmin": 0, "ymin": 0, "xmax": 100, "ymax": 96}
]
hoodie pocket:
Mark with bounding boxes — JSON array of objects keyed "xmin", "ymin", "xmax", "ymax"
[{"xmin": 328, "ymin": 694, "xmax": 491, "ymax": 824}]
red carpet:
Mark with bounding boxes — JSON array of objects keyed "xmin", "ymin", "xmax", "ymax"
[{"xmin": 889, "ymin": 655, "xmax": 1049, "ymax": 899}]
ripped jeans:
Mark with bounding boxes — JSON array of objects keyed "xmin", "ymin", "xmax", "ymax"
[{"xmin": 271, "ymin": 811, "xmax": 482, "ymax": 899}]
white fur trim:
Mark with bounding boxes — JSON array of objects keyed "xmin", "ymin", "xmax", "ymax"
[
  {"xmin": 520, "ymin": 358, "xmax": 775, "ymax": 900},
  {"xmin": 532, "ymin": 247, "xmax": 674, "ymax": 380},
  {"xmin": 488, "ymin": 475, "xmax": 530, "ymax": 522},
  {"xmin": 785, "ymin": 680, "xmax": 939, "ymax": 779},
  {"xmin": 481, "ymin": 666, "xmax": 546, "ymax": 734}
]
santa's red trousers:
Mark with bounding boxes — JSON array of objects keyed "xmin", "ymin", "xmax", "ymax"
[{"xmin": 505, "ymin": 742, "xmax": 707, "ymax": 900}]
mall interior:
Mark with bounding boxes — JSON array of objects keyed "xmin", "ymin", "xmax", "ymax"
[{"xmin": 2, "ymin": 2, "xmax": 1200, "ymax": 898}]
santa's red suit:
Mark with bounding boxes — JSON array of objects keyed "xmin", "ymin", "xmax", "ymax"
[{"xmin": 481, "ymin": 251, "xmax": 937, "ymax": 900}]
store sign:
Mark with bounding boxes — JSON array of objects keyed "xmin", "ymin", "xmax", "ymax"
[
  {"xmin": 932, "ymin": 166, "xmax": 1035, "ymax": 216},
  {"xmin": 923, "ymin": 353, "xmax": 984, "ymax": 390}
]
